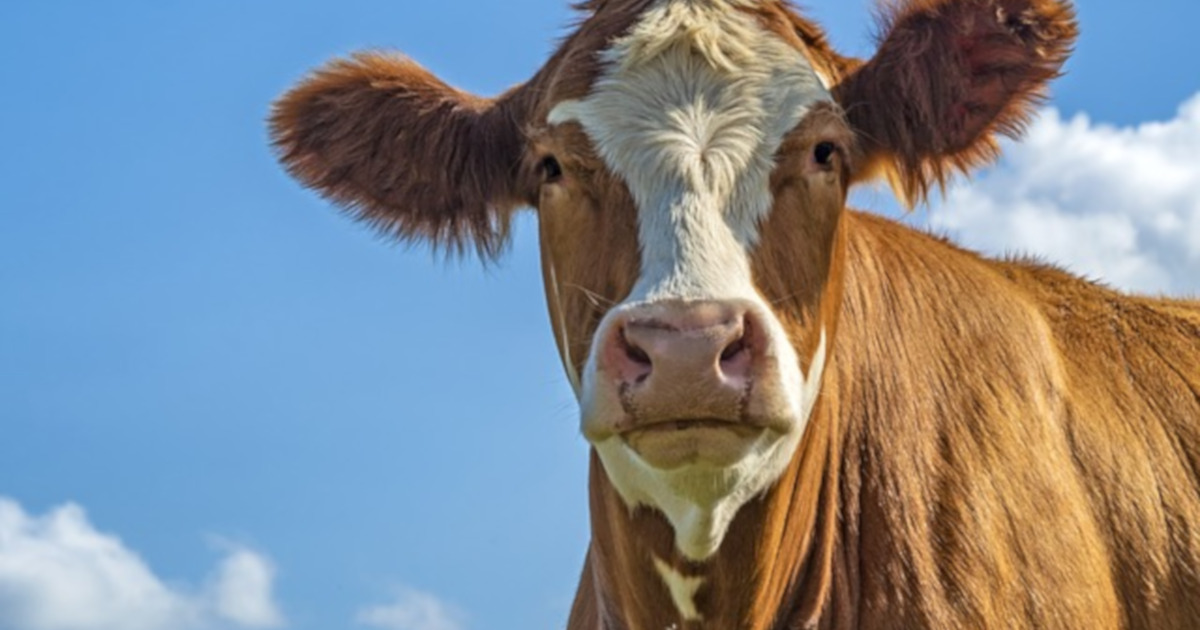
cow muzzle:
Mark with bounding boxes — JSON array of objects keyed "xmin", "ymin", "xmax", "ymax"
[{"xmin": 582, "ymin": 299, "xmax": 805, "ymax": 470}]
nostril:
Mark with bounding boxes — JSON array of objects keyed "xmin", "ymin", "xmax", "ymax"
[
  {"xmin": 720, "ymin": 336, "xmax": 748, "ymax": 363},
  {"xmin": 718, "ymin": 317, "xmax": 753, "ymax": 381},
  {"xmin": 621, "ymin": 329, "xmax": 653, "ymax": 367}
]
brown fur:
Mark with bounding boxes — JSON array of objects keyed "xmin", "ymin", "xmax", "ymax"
[
  {"xmin": 828, "ymin": 213, "xmax": 1200, "ymax": 629},
  {"xmin": 836, "ymin": 0, "xmax": 1078, "ymax": 205},
  {"xmin": 269, "ymin": 53, "xmax": 531, "ymax": 258},
  {"xmin": 271, "ymin": 0, "xmax": 1200, "ymax": 628}
]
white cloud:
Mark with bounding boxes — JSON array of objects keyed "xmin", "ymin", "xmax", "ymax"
[
  {"xmin": 927, "ymin": 93, "xmax": 1200, "ymax": 296},
  {"xmin": 207, "ymin": 545, "xmax": 286, "ymax": 629},
  {"xmin": 0, "ymin": 497, "xmax": 285, "ymax": 630},
  {"xmin": 355, "ymin": 587, "xmax": 465, "ymax": 630}
]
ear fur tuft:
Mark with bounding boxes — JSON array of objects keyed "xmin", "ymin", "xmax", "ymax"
[
  {"xmin": 836, "ymin": 0, "xmax": 1078, "ymax": 206},
  {"xmin": 270, "ymin": 52, "xmax": 531, "ymax": 260}
]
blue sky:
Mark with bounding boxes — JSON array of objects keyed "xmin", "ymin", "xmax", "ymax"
[{"xmin": 1, "ymin": 2, "xmax": 1197, "ymax": 629}]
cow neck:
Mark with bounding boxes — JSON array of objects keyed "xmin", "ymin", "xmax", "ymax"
[{"xmin": 577, "ymin": 388, "xmax": 842, "ymax": 630}]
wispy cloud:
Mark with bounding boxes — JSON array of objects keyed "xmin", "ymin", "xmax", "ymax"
[
  {"xmin": 0, "ymin": 497, "xmax": 285, "ymax": 630},
  {"xmin": 355, "ymin": 587, "xmax": 465, "ymax": 630},
  {"xmin": 927, "ymin": 92, "xmax": 1200, "ymax": 296}
]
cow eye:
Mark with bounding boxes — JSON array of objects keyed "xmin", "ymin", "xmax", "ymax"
[
  {"xmin": 813, "ymin": 141, "xmax": 838, "ymax": 168},
  {"xmin": 540, "ymin": 156, "xmax": 564, "ymax": 184}
]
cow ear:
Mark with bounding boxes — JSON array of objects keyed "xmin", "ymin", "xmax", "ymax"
[
  {"xmin": 834, "ymin": 0, "xmax": 1078, "ymax": 206},
  {"xmin": 270, "ymin": 53, "xmax": 533, "ymax": 260}
]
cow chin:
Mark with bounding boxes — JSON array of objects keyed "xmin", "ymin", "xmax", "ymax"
[{"xmin": 591, "ymin": 424, "xmax": 806, "ymax": 560}]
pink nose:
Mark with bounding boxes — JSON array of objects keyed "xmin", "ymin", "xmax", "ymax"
[{"xmin": 597, "ymin": 301, "xmax": 763, "ymax": 423}]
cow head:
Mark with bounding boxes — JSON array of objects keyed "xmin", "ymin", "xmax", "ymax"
[{"xmin": 272, "ymin": 0, "xmax": 1076, "ymax": 561}]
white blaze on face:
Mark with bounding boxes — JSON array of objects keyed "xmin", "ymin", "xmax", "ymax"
[
  {"xmin": 551, "ymin": 0, "xmax": 831, "ymax": 303},
  {"xmin": 549, "ymin": 0, "xmax": 834, "ymax": 560}
]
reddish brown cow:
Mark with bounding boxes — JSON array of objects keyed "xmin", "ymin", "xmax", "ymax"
[{"xmin": 271, "ymin": 0, "xmax": 1200, "ymax": 628}]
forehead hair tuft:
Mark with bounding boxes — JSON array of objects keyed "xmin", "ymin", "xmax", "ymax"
[{"xmin": 603, "ymin": 0, "xmax": 769, "ymax": 73}]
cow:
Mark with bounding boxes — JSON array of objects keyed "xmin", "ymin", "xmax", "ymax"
[{"xmin": 270, "ymin": 0, "xmax": 1200, "ymax": 627}]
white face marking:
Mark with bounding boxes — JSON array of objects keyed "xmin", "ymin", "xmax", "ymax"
[
  {"xmin": 550, "ymin": 0, "xmax": 834, "ymax": 560},
  {"xmin": 549, "ymin": 0, "xmax": 832, "ymax": 304},
  {"xmin": 654, "ymin": 556, "xmax": 705, "ymax": 622}
]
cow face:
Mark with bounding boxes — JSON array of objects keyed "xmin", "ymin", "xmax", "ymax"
[
  {"xmin": 534, "ymin": 2, "xmax": 850, "ymax": 559},
  {"xmin": 272, "ymin": 0, "xmax": 1076, "ymax": 560}
]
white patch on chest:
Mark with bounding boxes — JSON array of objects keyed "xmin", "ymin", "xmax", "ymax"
[{"xmin": 654, "ymin": 556, "xmax": 705, "ymax": 622}]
